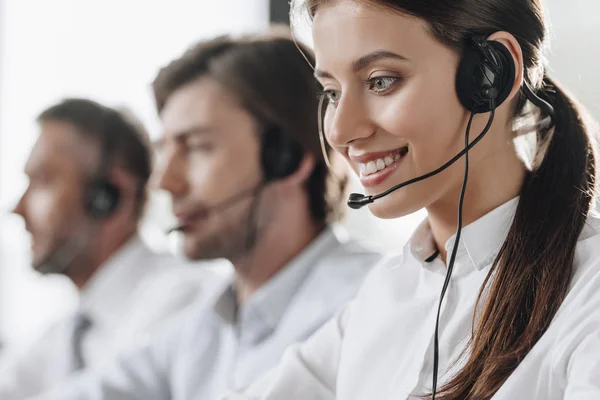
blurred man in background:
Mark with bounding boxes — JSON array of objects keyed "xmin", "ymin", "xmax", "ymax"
[
  {"xmin": 0, "ymin": 99, "xmax": 221, "ymax": 398},
  {"xmin": 31, "ymin": 27, "xmax": 382, "ymax": 400}
]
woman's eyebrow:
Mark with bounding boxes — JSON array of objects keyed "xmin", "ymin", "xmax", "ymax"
[{"xmin": 315, "ymin": 50, "xmax": 409, "ymax": 79}]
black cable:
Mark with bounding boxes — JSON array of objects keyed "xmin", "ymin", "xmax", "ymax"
[
  {"xmin": 431, "ymin": 105, "xmax": 495, "ymax": 399},
  {"xmin": 363, "ymin": 111, "xmax": 496, "ymax": 205}
]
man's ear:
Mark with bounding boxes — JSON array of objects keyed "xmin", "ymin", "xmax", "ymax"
[
  {"xmin": 106, "ymin": 167, "xmax": 138, "ymax": 215},
  {"xmin": 279, "ymin": 153, "xmax": 316, "ymax": 186}
]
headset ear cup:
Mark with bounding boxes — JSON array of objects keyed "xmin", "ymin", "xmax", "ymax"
[
  {"xmin": 261, "ymin": 126, "xmax": 304, "ymax": 182},
  {"xmin": 85, "ymin": 180, "xmax": 120, "ymax": 219},
  {"xmin": 487, "ymin": 41, "xmax": 515, "ymax": 107},
  {"xmin": 456, "ymin": 39, "xmax": 516, "ymax": 113}
]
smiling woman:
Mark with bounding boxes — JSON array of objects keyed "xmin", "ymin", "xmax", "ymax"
[
  {"xmin": 312, "ymin": 3, "xmax": 528, "ymax": 222},
  {"xmin": 311, "ymin": 1, "xmax": 598, "ymax": 398}
]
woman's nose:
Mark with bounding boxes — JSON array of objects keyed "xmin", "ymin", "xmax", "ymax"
[{"xmin": 325, "ymin": 93, "xmax": 375, "ymax": 147}]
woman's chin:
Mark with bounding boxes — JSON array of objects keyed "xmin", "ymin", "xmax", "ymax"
[
  {"xmin": 367, "ymin": 200, "xmax": 410, "ymax": 219},
  {"xmin": 365, "ymin": 192, "xmax": 424, "ymax": 219}
]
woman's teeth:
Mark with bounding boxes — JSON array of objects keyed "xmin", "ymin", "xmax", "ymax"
[{"xmin": 358, "ymin": 149, "xmax": 406, "ymax": 176}]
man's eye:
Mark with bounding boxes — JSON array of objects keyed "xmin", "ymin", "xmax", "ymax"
[{"xmin": 185, "ymin": 140, "xmax": 214, "ymax": 152}]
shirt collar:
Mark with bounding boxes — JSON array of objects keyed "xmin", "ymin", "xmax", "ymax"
[
  {"xmin": 79, "ymin": 234, "xmax": 149, "ymax": 328},
  {"xmin": 213, "ymin": 225, "xmax": 344, "ymax": 343},
  {"xmin": 408, "ymin": 197, "xmax": 519, "ymax": 272}
]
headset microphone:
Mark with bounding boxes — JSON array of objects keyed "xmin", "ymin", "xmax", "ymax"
[{"xmin": 166, "ymin": 185, "xmax": 262, "ymax": 234}]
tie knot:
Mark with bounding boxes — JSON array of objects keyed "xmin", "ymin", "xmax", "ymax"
[
  {"xmin": 72, "ymin": 312, "xmax": 93, "ymax": 371},
  {"xmin": 74, "ymin": 313, "xmax": 92, "ymax": 332}
]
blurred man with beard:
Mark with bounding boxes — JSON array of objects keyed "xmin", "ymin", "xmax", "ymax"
[{"xmin": 1, "ymin": 99, "xmax": 220, "ymax": 399}]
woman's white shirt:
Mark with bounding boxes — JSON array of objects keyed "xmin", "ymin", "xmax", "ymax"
[{"xmin": 220, "ymin": 197, "xmax": 600, "ymax": 400}]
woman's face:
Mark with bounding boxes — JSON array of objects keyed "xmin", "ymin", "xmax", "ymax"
[{"xmin": 313, "ymin": 1, "xmax": 512, "ymax": 219}]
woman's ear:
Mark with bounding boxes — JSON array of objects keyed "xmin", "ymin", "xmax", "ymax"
[{"xmin": 487, "ymin": 31, "xmax": 525, "ymax": 102}]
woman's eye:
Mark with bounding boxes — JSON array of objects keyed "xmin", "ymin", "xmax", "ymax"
[
  {"xmin": 323, "ymin": 89, "xmax": 341, "ymax": 105},
  {"xmin": 367, "ymin": 77, "xmax": 398, "ymax": 94}
]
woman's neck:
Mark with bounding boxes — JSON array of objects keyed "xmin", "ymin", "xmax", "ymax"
[{"xmin": 426, "ymin": 144, "xmax": 526, "ymax": 263}]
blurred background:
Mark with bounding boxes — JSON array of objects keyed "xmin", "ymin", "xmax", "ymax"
[{"xmin": 0, "ymin": 0, "xmax": 598, "ymax": 350}]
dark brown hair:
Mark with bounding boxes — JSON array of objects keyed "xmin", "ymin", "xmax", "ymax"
[
  {"xmin": 152, "ymin": 26, "xmax": 347, "ymax": 223},
  {"xmin": 38, "ymin": 98, "xmax": 152, "ymax": 219},
  {"xmin": 299, "ymin": 0, "xmax": 598, "ymax": 398}
]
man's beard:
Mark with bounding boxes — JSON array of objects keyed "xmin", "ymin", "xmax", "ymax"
[
  {"xmin": 34, "ymin": 229, "xmax": 92, "ymax": 275},
  {"xmin": 183, "ymin": 194, "xmax": 266, "ymax": 262}
]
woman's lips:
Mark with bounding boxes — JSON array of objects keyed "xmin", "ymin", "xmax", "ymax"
[{"xmin": 354, "ymin": 147, "xmax": 409, "ymax": 188}]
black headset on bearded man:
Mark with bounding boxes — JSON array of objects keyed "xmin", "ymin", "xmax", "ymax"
[{"xmin": 84, "ymin": 109, "xmax": 122, "ymax": 220}]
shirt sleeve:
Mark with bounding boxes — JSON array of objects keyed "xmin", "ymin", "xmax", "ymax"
[
  {"xmin": 218, "ymin": 302, "xmax": 353, "ymax": 400},
  {"xmin": 564, "ymin": 319, "xmax": 600, "ymax": 399}
]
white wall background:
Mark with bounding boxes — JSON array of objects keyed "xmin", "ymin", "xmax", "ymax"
[
  {"xmin": 546, "ymin": 1, "xmax": 600, "ymax": 120},
  {"xmin": 0, "ymin": 0, "xmax": 598, "ymax": 350}
]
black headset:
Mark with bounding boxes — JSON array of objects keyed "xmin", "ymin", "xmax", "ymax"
[
  {"xmin": 456, "ymin": 36, "xmax": 514, "ymax": 113},
  {"xmin": 260, "ymin": 125, "xmax": 305, "ymax": 183},
  {"xmin": 84, "ymin": 109, "xmax": 122, "ymax": 220},
  {"xmin": 456, "ymin": 35, "xmax": 554, "ymax": 117}
]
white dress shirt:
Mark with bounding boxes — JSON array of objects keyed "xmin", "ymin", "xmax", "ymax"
[
  {"xmin": 0, "ymin": 234, "xmax": 223, "ymax": 399},
  {"xmin": 31, "ymin": 226, "xmax": 382, "ymax": 400},
  {"xmin": 221, "ymin": 198, "xmax": 600, "ymax": 399}
]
